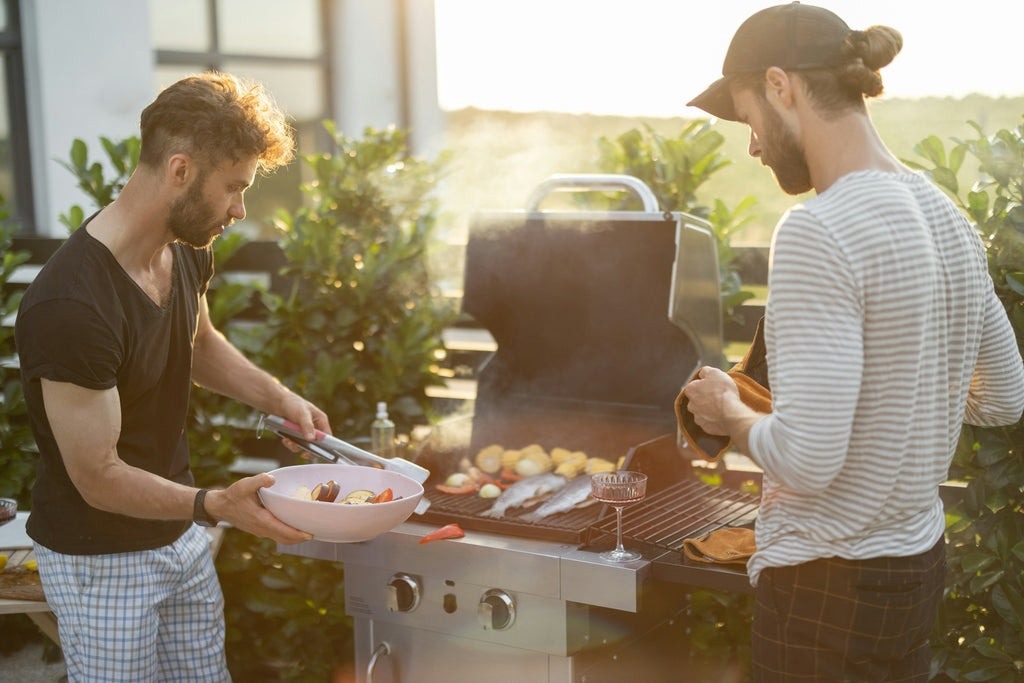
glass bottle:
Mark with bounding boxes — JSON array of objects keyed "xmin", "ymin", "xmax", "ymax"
[{"xmin": 371, "ymin": 402, "xmax": 396, "ymax": 459}]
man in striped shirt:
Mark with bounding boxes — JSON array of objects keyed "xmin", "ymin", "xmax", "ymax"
[{"xmin": 682, "ymin": 3, "xmax": 1024, "ymax": 681}]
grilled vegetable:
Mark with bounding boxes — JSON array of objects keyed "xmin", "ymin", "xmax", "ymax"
[
  {"xmin": 311, "ymin": 480, "xmax": 341, "ymax": 502},
  {"xmin": 550, "ymin": 447, "xmax": 575, "ymax": 465},
  {"xmin": 474, "ymin": 444, "xmax": 504, "ymax": 474},
  {"xmin": 371, "ymin": 488, "xmax": 394, "ymax": 504},
  {"xmin": 554, "ymin": 458, "xmax": 587, "ymax": 478},
  {"xmin": 341, "ymin": 489, "xmax": 375, "ymax": 505},
  {"xmin": 419, "ymin": 523, "xmax": 465, "ymax": 545},
  {"xmin": 479, "ymin": 483, "xmax": 502, "ymax": 498},
  {"xmin": 436, "ymin": 482, "xmax": 478, "ymax": 495},
  {"xmin": 585, "ymin": 458, "xmax": 615, "ymax": 475},
  {"xmin": 500, "ymin": 449, "xmax": 522, "ymax": 470},
  {"xmin": 514, "ymin": 457, "xmax": 542, "ymax": 477}
]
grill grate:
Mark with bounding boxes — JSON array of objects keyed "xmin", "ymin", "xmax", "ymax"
[
  {"xmin": 416, "ymin": 475, "xmax": 758, "ymax": 549},
  {"xmin": 417, "ymin": 485, "xmax": 605, "ymax": 544},
  {"xmin": 585, "ymin": 478, "xmax": 758, "ymax": 553}
]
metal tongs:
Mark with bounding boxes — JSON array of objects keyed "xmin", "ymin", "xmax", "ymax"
[
  {"xmin": 257, "ymin": 414, "xmax": 431, "ymax": 485},
  {"xmin": 258, "ymin": 414, "xmax": 431, "ymax": 515}
]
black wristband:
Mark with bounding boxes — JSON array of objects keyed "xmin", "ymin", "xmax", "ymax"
[{"xmin": 193, "ymin": 488, "xmax": 217, "ymax": 527}]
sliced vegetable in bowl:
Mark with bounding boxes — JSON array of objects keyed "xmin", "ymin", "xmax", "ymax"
[{"xmin": 259, "ymin": 463, "xmax": 423, "ymax": 542}]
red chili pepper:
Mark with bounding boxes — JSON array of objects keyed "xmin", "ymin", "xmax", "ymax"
[
  {"xmin": 419, "ymin": 523, "xmax": 465, "ymax": 545},
  {"xmin": 434, "ymin": 483, "xmax": 478, "ymax": 495},
  {"xmin": 371, "ymin": 488, "xmax": 394, "ymax": 504}
]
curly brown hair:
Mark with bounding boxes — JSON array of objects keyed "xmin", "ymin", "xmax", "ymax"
[
  {"xmin": 734, "ymin": 24, "xmax": 903, "ymax": 118},
  {"xmin": 138, "ymin": 71, "xmax": 294, "ymax": 175}
]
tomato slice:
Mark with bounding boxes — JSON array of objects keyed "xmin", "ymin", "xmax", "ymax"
[
  {"xmin": 499, "ymin": 468, "xmax": 522, "ymax": 483},
  {"xmin": 370, "ymin": 488, "xmax": 394, "ymax": 504},
  {"xmin": 419, "ymin": 523, "xmax": 465, "ymax": 545}
]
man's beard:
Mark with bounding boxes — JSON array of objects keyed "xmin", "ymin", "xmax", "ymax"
[
  {"xmin": 760, "ymin": 101, "xmax": 813, "ymax": 195},
  {"xmin": 167, "ymin": 171, "xmax": 226, "ymax": 248}
]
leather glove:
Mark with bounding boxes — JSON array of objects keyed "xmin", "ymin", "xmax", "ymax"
[{"xmin": 675, "ymin": 317, "xmax": 771, "ymax": 461}]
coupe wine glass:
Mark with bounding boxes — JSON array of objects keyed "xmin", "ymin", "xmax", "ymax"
[{"xmin": 590, "ymin": 471, "xmax": 648, "ymax": 562}]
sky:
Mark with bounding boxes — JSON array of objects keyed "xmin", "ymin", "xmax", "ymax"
[{"xmin": 434, "ymin": 0, "xmax": 1023, "ymax": 117}]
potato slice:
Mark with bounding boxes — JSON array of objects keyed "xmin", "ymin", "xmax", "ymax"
[
  {"xmin": 500, "ymin": 449, "xmax": 522, "ymax": 470},
  {"xmin": 585, "ymin": 458, "xmax": 615, "ymax": 475},
  {"xmin": 474, "ymin": 444, "xmax": 504, "ymax": 474}
]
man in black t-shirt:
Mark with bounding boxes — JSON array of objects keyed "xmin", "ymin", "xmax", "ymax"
[{"xmin": 15, "ymin": 72, "xmax": 331, "ymax": 682}]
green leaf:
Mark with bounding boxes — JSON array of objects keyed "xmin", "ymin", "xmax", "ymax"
[
  {"xmin": 70, "ymin": 138, "xmax": 88, "ymax": 170},
  {"xmin": 1003, "ymin": 272, "xmax": 1024, "ymax": 297},
  {"xmin": 915, "ymin": 135, "xmax": 947, "ymax": 167},
  {"xmin": 969, "ymin": 569, "xmax": 1005, "ymax": 593},
  {"xmin": 971, "ymin": 637, "xmax": 1013, "ymax": 662},
  {"xmin": 991, "ymin": 584, "xmax": 1024, "ymax": 629},
  {"xmin": 949, "ymin": 143, "xmax": 967, "ymax": 174},
  {"xmin": 967, "ymin": 190, "xmax": 990, "ymax": 220},
  {"xmin": 932, "ymin": 166, "xmax": 959, "ymax": 194},
  {"xmin": 960, "ymin": 552, "xmax": 996, "ymax": 573},
  {"xmin": 1007, "ymin": 205, "xmax": 1024, "ymax": 231},
  {"xmin": 1012, "ymin": 541, "xmax": 1024, "ymax": 563},
  {"xmin": 961, "ymin": 663, "xmax": 1015, "ymax": 682}
]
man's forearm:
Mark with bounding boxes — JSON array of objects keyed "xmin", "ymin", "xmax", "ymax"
[
  {"xmin": 720, "ymin": 393, "xmax": 765, "ymax": 457},
  {"xmin": 80, "ymin": 457, "xmax": 200, "ymax": 520},
  {"xmin": 191, "ymin": 325, "xmax": 293, "ymax": 415}
]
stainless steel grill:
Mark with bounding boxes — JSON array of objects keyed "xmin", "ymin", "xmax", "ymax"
[{"xmin": 282, "ymin": 176, "xmax": 757, "ymax": 682}]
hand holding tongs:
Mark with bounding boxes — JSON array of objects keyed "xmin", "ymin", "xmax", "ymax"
[{"xmin": 257, "ymin": 414, "xmax": 431, "ymax": 485}]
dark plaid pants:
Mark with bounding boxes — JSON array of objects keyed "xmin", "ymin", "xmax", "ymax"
[{"xmin": 752, "ymin": 538, "xmax": 945, "ymax": 682}]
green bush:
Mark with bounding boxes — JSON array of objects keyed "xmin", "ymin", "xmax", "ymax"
[
  {"xmin": 905, "ymin": 118, "xmax": 1024, "ymax": 683},
  {"xmin": 0, "ymin": 205, "xmax": 35, "ymax": 505},
  {"xmin": 255, "ymin": 122, "xmax": 454, "ymax": 437},
  {"xmin": 57, "ymin": 136, "xmax": 140, "ymax": 233}
]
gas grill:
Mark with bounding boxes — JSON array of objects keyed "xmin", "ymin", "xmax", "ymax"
[{"xmin": 283, "ymin": 176, "xmax": 760, "ymax": 682}]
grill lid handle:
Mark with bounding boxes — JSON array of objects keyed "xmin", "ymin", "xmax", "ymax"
[{"xmin": 525, "ymin": 174, "xmax": 660, "ymax": 213}]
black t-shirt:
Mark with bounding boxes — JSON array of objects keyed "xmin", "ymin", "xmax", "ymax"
[{"xmin": 15, "ymin": 222, "xmax": 214, "ymax": 554}]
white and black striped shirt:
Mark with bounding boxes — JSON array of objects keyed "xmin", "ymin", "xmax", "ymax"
[{"xmin": 747, "ymin": 170, "xmax": 1024, "ymax": 585}]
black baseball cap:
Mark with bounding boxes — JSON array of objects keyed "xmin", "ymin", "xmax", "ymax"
[{"xmin": 688, "ymin": 2, "xmax": 852, "ymax": 121}]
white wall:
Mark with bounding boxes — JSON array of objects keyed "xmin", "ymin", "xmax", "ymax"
[
  {"xmin": 20, "ymin": 0, "xmax": 154, "ymax": 237},
  {"xmin": 328, "ymin": 0, "xmax": 443, "ymax": 157},
  {"xmin": 18, "ymin": 0, "xmax": 443, "ymax": 237},
  {"xmin": 404, "ymin": 0, "xmax": 445, "ymax": 158}
]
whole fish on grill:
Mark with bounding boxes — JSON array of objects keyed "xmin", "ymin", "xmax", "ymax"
[
  {"xmin": 480, "ymin": 472, "xmax": 567, "ymax": 518},
  {"xmin": 518, "ymin": 475, "xmax": 598, "ymax": 523}
]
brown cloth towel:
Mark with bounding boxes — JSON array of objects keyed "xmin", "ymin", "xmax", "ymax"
[
  {"xmin": 675, "ymin": 317, "xmax": 772, "ymax": 461},
  {"xmin": 682, "ymin": 527, "xmax": 756, "ymax": 567}
]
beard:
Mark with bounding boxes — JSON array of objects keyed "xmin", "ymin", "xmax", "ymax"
[
  {"xmin": 759, "ymin": 101, "xmax": 813, "ymax": 195},
  {"xmin": 167, "ymin": 170, "xmax": 227, "ymax": 249}
]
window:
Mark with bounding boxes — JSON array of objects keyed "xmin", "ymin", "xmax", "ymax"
[
  {"xmin": 0, "ymin": 0, "xmax": 35, "ymax": 233},
  {"xmin": 149, "ymin": 0, "xmax": 331, "ymax": 238}
]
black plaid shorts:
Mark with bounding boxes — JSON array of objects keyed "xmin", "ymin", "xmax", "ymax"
[{"xmin": 752, "ymin": 537, "xmax": 945, "ymax": 682}]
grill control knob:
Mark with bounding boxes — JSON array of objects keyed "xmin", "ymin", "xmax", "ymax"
[
  {"xmin": 478, "ymin": 589, "xmax": 516, "ymax": 631},
  {"xmin": 385, "ymin": 573, "xmax": 421, "ymax": 613}
]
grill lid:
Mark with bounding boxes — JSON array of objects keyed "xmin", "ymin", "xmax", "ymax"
[{"xmin": 463, "ymin": 174, "xmax": 721, "ymax": 421}]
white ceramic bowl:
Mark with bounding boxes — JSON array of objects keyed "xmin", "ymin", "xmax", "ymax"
[{"xmin": 258, "ymin": 463, "xmax": 423, "ymax": 542}]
